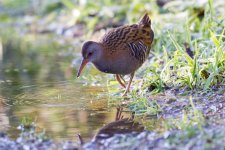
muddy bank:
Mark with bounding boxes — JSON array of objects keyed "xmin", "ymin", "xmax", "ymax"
[
  {"xmin": 0, "ymin": 132, "xmax": 80, "ymax": 150},
  {"xmin": 0, "ymin": 124, "xmax": 224, "ymax": 150},
  {"xmin": 148, "ymin": 88, "xmax": 225, "ymax": 120},
  {"xmin": 85, "ymin": 125, "xmax": 225, "ymax": 150}
]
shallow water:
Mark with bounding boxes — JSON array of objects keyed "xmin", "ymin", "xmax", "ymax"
[
  {"xmin": 0, "ymin": 33, "xmax": 125, "ymax": 141},
  {"xmin": 0, "ymin": 82, "xmax": 119, "ymax": 141}
]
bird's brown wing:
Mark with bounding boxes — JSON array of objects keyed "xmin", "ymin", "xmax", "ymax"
[
  {"xmin": 100, "ymin": 24, "xmax": 153, "ymax": 63},
  {"xmin": 101, "ymin": 24, "xmax": 152, "ymax": 49}
]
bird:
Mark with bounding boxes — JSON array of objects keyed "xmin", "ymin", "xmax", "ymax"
[{"xmin": 77, "ymin": 13, "xmax": 154, "ymax": 96}]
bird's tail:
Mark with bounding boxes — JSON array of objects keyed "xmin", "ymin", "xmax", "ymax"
[{"xmin": 138, "ymin": 13, "xmax": 151, "ymax": 27}]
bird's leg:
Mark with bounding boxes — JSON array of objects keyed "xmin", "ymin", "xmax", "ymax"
[
  {"xmin": 123, "ymin": 72, "xmax": 135, "ymax": 96},
  {"xmin": 115, "ymin": 107, "xmax": 124, "ymax": 121},
  {"xmin": 76, "ymin": 134, "xmax": 84, "ymax": 145},
  {"xmin": 118, "ymin": 75, "xmax": 126, "ymax": 87},
  {"xmin": 116, "ymin": 74, "xmax": 126, "ymax": 88},
  {"xmin": 119, "ymin": 75, "xmax": 126, "ymax": 84}
]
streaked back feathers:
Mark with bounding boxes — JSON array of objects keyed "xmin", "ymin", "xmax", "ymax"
[{"xmin": 99, "ymin": 13, "xmax": 154, "ymax": 63}]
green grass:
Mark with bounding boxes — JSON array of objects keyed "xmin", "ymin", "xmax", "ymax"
[
  {"xmin": 19, "ymin": 116, "xmax": 49, "ymax": 140},
  {"xmin": 129, "ymin": 93, "xmax": 161, "ymax": 115},
  {"xmin": 165, "ymin": 97, "xmax": 205, "ymax": 131},
  {"xmin": 139, "ymin": 0, "xmax": 225, "ymax": 93},
  {"xmin": 20, "ymin": 116, "xmax": 35, "ymax": 129}
]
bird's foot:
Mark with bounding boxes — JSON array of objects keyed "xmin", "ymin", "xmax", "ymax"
[{"xmin": 122, "ymin": 90, "xmax": 129, "ymax": 97}]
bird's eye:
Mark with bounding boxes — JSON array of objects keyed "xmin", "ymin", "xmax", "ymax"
[{"xmin": 88, "ymin": 52, "xmax": 93, "ymax": 56}]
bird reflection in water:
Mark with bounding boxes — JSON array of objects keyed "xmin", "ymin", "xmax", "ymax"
[{"xmin": 78, "ymin": 107, "xmax": 144, "ymax": 145}]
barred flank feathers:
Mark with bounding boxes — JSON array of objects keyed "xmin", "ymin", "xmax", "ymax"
[
  {"xmin": 139, "ymin": 13, "xmax": 151, "ymax": 27},
  {"xmin": 127, "ymin": 41, "xmax": 147, "ymax": 63}
]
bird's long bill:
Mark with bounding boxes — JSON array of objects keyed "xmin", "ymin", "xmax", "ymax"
[{"xmin": 77, "ymin": 59, "xmax": 89, "ymax": 77}]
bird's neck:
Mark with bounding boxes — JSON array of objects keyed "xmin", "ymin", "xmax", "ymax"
[{"xmin": 92, "ymin": 49, "xmax": 110, "ymax": 73}]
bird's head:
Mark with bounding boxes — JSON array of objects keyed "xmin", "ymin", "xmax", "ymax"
[{"xmin": 77, "ymin": 41, "xmax": 103, "ymax": 77}]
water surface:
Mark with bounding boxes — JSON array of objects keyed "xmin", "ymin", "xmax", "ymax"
[{"xmin": 0, "ymin": 33, "xmax": 120, "ymax": 141}]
